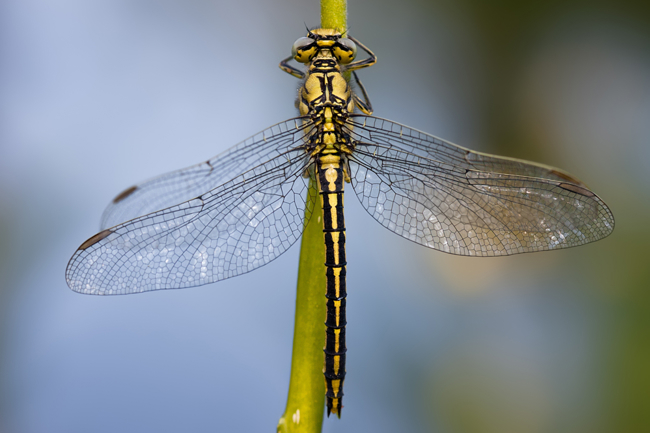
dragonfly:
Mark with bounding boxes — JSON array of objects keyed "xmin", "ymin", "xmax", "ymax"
[{"xmin": 66, "ymin": 29, "xmax": 615, "ymax": 417}]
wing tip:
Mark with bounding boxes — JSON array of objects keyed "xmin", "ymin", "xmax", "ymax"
[
  {"xmin": 78, "ymin": 229, "xmax": 113, "ymax": 250},
  {"xmin": 558, "ymin": 182, "xmax": 596, "ymax": 198},
  {"xmin": 112, "ymin": 185, "xmax": 138, "ymax": 204}
]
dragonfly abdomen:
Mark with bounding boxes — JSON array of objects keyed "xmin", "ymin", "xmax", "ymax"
[{"xmin": 317, "ymin": 152, "xmax": 348, "ymax": 418}]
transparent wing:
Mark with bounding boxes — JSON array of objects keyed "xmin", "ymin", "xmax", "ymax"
[
  {"xmin": 347, "ymin": 115, "xmax": 590, "ymax": 185},
  {"xmin": 66, "ymin": 149, "xmax": 314, "ymax": 295},
  {"xmin": 100, "ymin": 118, "xmax": 311, "ymax": 230},
  {"xmin": 345, "ymin": 116, "xmax": 614, "ymax": 256}
]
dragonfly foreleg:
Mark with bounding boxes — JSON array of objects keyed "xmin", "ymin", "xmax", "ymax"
[{"xmin": 279, "ymin": 55, "xmax": 305, "ymax": 79}]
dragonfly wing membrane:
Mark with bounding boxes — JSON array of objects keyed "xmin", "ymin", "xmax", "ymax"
[
  {"xmin": 347, "ymin": 116, "xmax": 614, "ymax": 256},
  {"xmin": 67, "ymin": 149, "xmax": 313, "ymax": 295},
  {"xmin": 346, "ymin": 116, "xmax": 593, "ymax": 185},
  {"xmin": 101, "ymin": 118, "xmax": 310, "ymax": 229}
]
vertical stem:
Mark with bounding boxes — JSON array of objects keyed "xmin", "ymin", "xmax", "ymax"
[
  {"xmin": 321, "ymin": 0, "xmax": 347, "ymax": 31},
  {"xmin": 277, "ymin": 181, "xmax": 326, "ymax": 433},
  {"xmin": 277, "ymin": 2, "xmax": 347, "ymax": 432}
]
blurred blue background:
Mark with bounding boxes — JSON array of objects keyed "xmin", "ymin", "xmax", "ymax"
[{"xmin": 1, "ymin": 0, "xmax": 649, "ymax": 432}]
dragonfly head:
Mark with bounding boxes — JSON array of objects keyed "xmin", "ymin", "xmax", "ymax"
[{"xmin": 291, "ymin": 29, "xmax": 357, "ymax": 65}]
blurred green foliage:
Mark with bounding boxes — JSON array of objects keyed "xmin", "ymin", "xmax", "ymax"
[{"xmin": 418, "ymin": 0, "xmax": 650, "ymax": 431}]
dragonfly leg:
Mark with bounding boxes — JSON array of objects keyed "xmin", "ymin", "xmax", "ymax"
[
  {"xmin": 351, "ymin": 71, "xmax": 373, "ymax": 115},
  {"xmin": 344, "ymin": 36, "xmax": 377, "ymax": 72},
  {"xmin": 279, "ymin": 55, "xmax": 305, "ymax": 79}
]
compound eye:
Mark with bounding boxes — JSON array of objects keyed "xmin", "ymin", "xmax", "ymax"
[
  {"xmin": 333, "ymin": 37, "xmax": 357, "ymax": 64},
  {"xmin": 292, "ymin": 37, "xmax": 317, "ymax": 63}
]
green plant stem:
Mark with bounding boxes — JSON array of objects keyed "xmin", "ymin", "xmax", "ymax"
[
  {"xmin": 277, "ymin": 2, "xmax": 347, "ymax": 432},
  {"xmin": 277, "ymin": 180, "xmax": 325, "ymax": 433},
  {"xmin": 321, "ymin": 0, "xmax": 347, "ymax": 31}
]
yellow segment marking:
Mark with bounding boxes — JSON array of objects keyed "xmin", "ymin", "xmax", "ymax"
[
  {"xmin": 327, "ymin": 193, "xmax": 338, "ymax": 229},
  {"xmin": 325, "ymin": 166, "xmax": 338, "ymax": 190},
  {"xmin": 333, "ymin": 355, "xmax": 340, "ymax": 375},
  {"xmin": 333, "ymin": 328, "xmax": 340, "ymax": 352},
  {"xmin": 331, "ymin": 379, "xmax": 341, "ymax": 396},
  {"xmin": 333, "ymin": 267, "xmax": 341, "ymax": 298},
  {"xmin": 331, "ymin": 230, "xmax": 340, "ymax": 263},
  {"xmin": 333, "ymin": 299, "xmax": 341, "ymax": 326}
]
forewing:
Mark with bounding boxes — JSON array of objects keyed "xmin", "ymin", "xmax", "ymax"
[
  {"xmin": 346, "ymin": 116, "xmax": 614, "ymax": 256},
  {"xmin": 347, "ymin": 116, "xmax": 590, "ymax": 186},
  {"xmin": 66, "ymin": 150, "xmax": 313, "ymax": 294},
  {"xmin": 101, "ymin": 118, "xmax": 311, "ymax": 229}
]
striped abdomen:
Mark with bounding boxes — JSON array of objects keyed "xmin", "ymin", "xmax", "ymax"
[{"xmin": 316, "ymin": 152, "xmax": 347, "ymax": 418}]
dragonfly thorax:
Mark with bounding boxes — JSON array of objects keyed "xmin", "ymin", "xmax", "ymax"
[
  {"xmin": 298, "ymin": 60, "xmax": 354, "ymax": 118},
  {"xmin": 299, "ymin": 74, "xmax": 353, "ymax": 115},
  {"xmin": 299, "ymin": 62, "xmax": 354, "ymax": 159}
]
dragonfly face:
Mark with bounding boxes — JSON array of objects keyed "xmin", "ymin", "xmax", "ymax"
[
  {"xmin": 66, "ymin": 29, "xmax": 614, "ymax": 419},
  {"xmin": 291, "ymin": 30, "xmax": 357, "ymax": 65}
]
